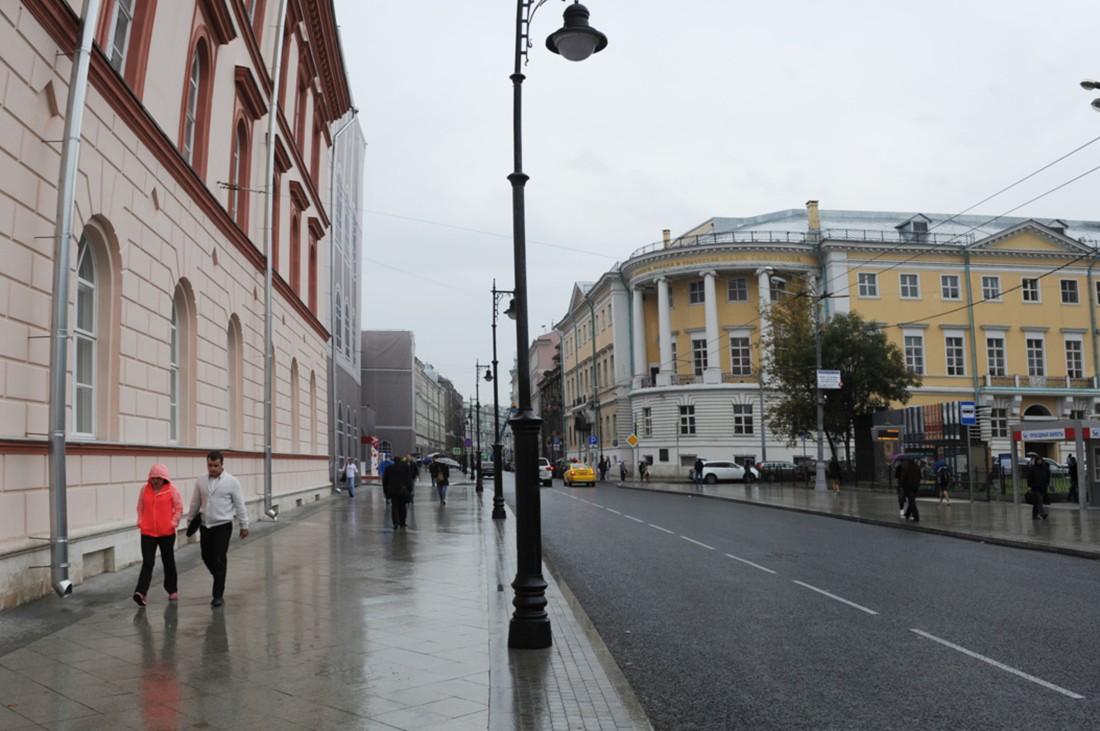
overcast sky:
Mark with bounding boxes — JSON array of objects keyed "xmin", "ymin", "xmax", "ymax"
[{"xmin": 334, "ymin": 0, "xmax": 1100, "ymax": 402}]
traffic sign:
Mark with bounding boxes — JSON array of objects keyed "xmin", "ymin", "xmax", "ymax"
[
  {"xmin": 626, "ymin": 434, "xmax": 639, "ymax": 447},
  {"xmin": 959, "ymin": 401, "xmax": 976, "ymax": 426},
  {"xmin": 817, "ymin": 369, "xmax": 842, "ymax": 389},
  {"xmin": 588, "ymin": 435, "xmax": 597, "ymax": 446}
]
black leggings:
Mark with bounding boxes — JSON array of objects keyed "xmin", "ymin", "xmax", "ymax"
[{"xmin": 135, "ymin": 533, "xmax": 177, "ymax": 595}]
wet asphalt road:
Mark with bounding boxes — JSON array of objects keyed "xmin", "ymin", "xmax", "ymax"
[{"xmin": 511, "ymin": 477, "xmax": 1100, "ymax": 730}]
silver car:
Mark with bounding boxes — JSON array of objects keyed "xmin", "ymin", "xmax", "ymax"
[
  {"xmin": 538, "ymin": 457, "xmax": 553, "ymax": 486},
  {"xmin": 698, "ymin": 460, "xmax": 749, "ymax": 484}
]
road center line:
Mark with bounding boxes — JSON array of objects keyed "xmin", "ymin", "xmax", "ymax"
[
  {"xmin": 681, "ymin": 536, "xmax": 714, "ymax": 550},
  {"xmin": 606, "ymin": 508, "xmax": 622, "ymax": 515},
  {"xmin": 910, "ymin": 629, "xmax": 1085, "ymax": 700},
  {"xmin": 793, "ymin": 580, "xmax": 878, "ymax": 615},
  {"xmin": 624, "ymin": 515, "xmax": 644, "ymax": 523},
  {"xmin": 724, "ymin": 553, "xmax": 777, "ymax": 574},
  {"xmin": 591, "ymin": 503, "xmax": 604, "ymax": 509},
  {"xmin": 649, "ymin": 524, "xmax": 674, "ymax": 534}
]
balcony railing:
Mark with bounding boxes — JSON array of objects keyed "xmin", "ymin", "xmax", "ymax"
[
  {"xmin": 983, "ymin": 374, "xmax": 1097, "ymax": 389},
  {"xmin": 629, "ymin": 228, "xmax": 976, "ymax": 259}
]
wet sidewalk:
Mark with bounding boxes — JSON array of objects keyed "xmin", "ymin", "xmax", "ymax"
[
  {"xmin": 0, "ymin": 481, "xmax": 649, "ymax": 730},
  {"xmin": 621, "ymin": 479, "xmax": 1100, "ymax": 560}
]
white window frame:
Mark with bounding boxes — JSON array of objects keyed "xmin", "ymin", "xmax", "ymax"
[
  {"xmin": 170, "ymin": 301, "xmax": 179, "ymax": 442},
  {"xmin": 899, "ymin": 273, "xmax": 920, "ymax": 300},
  {"xmin": 679, "ymin": 404, "xmax": 696, "ymax": 435},
  {"xmin": 1065, "ymin": 337, "xmax": 1084, "ymax": 379},
  {"xmin": 1025, "ymin": 336, "xmax": 1045, "ymax": 376},
  {"xmin": 1021, "ymin": 278, "xmax": 1040, "ymax": 303},
  {"xmin": 642, "ymin": 407, "xmax": 653, "ymax": 437},
  {"xmin": 74, "ymin": 237, "xmax": 97, "ymax": 437},
  {"xmin": 857, "ymin": 272, "xmax": 878, "ymax": 298},
  {"xmin": 691, "ymin": 337, "xmax": 707, "ymax": 376},
  {"xmin": 941, "ymin": 274, "xmax": 960, "ymax": 301},
  {"xmin": 727, "ymin": 277, "xmax": 748, "ymax": 302},
  {"xmin": 183, "ymin": 51, "xmax": 201, "ymax": 164},
  {"xmin": 688, "ymin": 280, "xmax": 705, "ymax": 305},
  {"xmin": 986, "ymin": 335, "xmax": 1006, "ymax": 377},
  {"xmin": 1061, "ymin": 279, "xmax": 1080, "ymax": 305},
  {"xmin": 106, "ymin": 0, "xmax": 135, "ymax": 73},
  {"xmin": 903, "ymin": 330, "xmax": 924, "ymax": 375},
  {"xmin": 732, "ymin": 404, "xmax": 753, "ymax": 435},
  {"xmin": 982, "ymin": 275, "xmax": 1002, "ymax": 302},
  {"xmin": 729, "ymin": 334, "xmax": 752, "ymax": 376},
  {"xmin": 944, "ymin": 331, "xmax": 965, "ymax": 376}
]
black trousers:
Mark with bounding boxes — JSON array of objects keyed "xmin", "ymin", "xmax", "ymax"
[
  {"xmin": 903, "ymin": 487, "xmax": 920, "ymax": 521},
  {"xmin": 135, "ymin": 533, "xmax": 177, "ymax": 595},
  {"xmin": 199, "ymin": 522, "xmax": 233, "ymax": 599},
  {"xmin": 391, "ymin": 499, "xmax": 408, "ymax": 527}
]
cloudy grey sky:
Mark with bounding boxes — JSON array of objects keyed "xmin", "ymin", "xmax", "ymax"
[{"xmin": 335, "ymin": 0, "xmax": 1100, "ymax": 401}]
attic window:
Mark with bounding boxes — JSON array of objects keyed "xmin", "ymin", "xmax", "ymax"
[
  {"xmin": 911, "ymin": 221, "xmax": 928, "ymax": 234},
  {"xmin": 1048, "ymin": 220, "xmax": 1066, "ymax": 235}
]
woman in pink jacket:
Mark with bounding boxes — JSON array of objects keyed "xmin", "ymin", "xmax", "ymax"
[{"xmin": 133, "ymin": 464, "xmax": 183, "ymax": 606}]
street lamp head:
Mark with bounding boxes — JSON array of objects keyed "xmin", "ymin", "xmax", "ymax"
[
  {"xmin": 1080, "ymin": 79, "xmax": 1100, "ymax": 90},
  {"xmin": 1092, "ymin": 98, "xmax": 1100, "ymax": 113},
  {"xmin": 484, "ymin": 367, "xmax": 494, "ymax": 382},
  {"xmin": 504, "ymin": 298, "xmax": 518, "ymax": 320},
  {"xmin": 546, "ymin": 2, "xmax": 607, "ymax": 61}
]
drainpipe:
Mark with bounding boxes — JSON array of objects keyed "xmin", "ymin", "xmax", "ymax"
[
  {"xmin": 261, "ymin": 0, "xmax": 289, "ymax": 520},
  {"xmin": 328, "ymin": 110, "xmax": 359, "ymax": 490},
  {"xmin": 45, "ymin": 0, "xmax": 101, "ymax": 599},
  {"xmin": 963, "ymin": 246, "xmax": 980, "ymax": 399},
  {"xmin": 1088, "ymin": 252, "xmax": 1100, "ymax": 387}
]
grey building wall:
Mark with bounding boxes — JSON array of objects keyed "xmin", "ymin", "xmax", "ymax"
[{"xmin": 362, "ymin": 330, "xmax": 416, "ymax": 456}]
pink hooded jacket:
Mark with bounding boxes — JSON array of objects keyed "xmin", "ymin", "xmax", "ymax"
[{"xmin": 136, "ymin": 464, "xmax": 183, "ymax": 537}]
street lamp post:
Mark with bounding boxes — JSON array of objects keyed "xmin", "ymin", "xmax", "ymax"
[
  {"xmin": 506, "ymin": 0, "xmax": 606, "ymax": 650},
  {"xmin": 812, "ymin": 277, "xmax": 827, "ymax": 492},
  {"xmin": 475, "ymin": 362, "xmax": 488, "ymax": 493},
  {"xmin": 489, "ymin": 281, "xmax": 516, "ymax": 521}
]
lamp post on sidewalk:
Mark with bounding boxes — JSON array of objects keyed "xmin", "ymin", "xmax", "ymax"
[
  {"xmin": 475, "ymin": 362, "xmax": 488, "ymax": 493},
  {"xmin": 506, "ymin": 0, "xmax": 606, "ymax": 650},
  {"xmin": 488, "ymin": 281, "xmax": 516, "ymax": 520}
]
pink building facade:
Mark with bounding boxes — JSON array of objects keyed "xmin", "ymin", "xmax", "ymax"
[{"xmin": 0, "ymin": 0, "xmax": 352, "ymax": 607}]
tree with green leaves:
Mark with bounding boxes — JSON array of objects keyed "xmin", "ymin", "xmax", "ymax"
[{"xmin": 762, "ymin": 293, "xmax": 921, "ymax": 465}]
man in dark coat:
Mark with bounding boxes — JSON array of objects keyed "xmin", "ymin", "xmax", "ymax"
[
  {"xmin": 1027, "ymin": 455, "xmax": 1050, "ymax": 519},
  {"xmin": 383, "ymin": 456, "xmax": 411, "ymax": 528},
  {"xmin": 900, "ymin": 458, "xmax": 922, "ymax": 523}
]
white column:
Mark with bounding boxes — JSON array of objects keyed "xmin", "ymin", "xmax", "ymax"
[
  {"xmin": 632, "ymin": 287, "xmax": 646, "ymax": 388},
  {"xmin": 702, "ymin": 270, "xmax": 720, "ymax": 384},
  {"xmin": 656, "ymin": 277, "xmax": 673, "ymax": 387}
]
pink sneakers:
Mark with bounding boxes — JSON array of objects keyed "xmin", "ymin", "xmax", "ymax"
[{"xmin": 168, "ymin": 592, "xmax": 179, "ymax": 601}]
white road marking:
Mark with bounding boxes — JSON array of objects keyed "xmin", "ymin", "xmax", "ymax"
[
  {"xmin": 649, "ymin": 524, "xmax": 674, "ymax": 534},
  {"xmin": 793, "ymin": 580, "xmax": 879, "ymax": 615},
  {"xmin": 591, "ymin": 503, "xmax": 604, "ymax": 509},
  {"xmin": 724, "ymin": 553, "xmax": 777, "ymax": 574},
  {"xmin": 681, "ymin": 536, "xmax": 714, "ymax": 550},
  {"xmin": 624, "ymin": 515, "xmax": 644, "ymax": 523},
  {"xmin": 577, "ymin": 498, "xmax": 590, "ymax": 504},
  {"xmin": 606, "ymin": 508, "xmax": 622, "ymax": 515},
  {"xmin": 911, "ymin": 629, "xmax": 1085, "ymax": 700}
]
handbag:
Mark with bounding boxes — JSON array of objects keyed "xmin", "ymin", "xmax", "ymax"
[
  {"xmin": 185, "ymin": 513, "xmax": 202, "ymax": 536},
  {"xmin": 1023, "ymin": 489, "xmax": 1036, "ymax": 506},
  {"xmin": 398, "ymin": 486, "xmax": 413, "ymax": 503}
]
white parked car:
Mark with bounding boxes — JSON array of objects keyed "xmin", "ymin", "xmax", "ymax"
[
  {"xmin": 538, "ymin": 457, "xmax": 553, "ymax": 487},
  {"xmin": 697, "ymin": 460, "xmax": 754, "ymax": 484}
]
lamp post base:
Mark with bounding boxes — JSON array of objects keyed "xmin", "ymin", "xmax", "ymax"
[{"xmin": 508, "ymin": 574, "xmax": 551, "ymax": 649}]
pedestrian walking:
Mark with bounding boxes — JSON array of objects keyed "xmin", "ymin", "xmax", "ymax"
[
  {"xmin": 379, "ymin": 455, "xmax": 394, "ymax": 504},
  {"xmin": 434, "ymin": 458, "xmax": 450, "ymax": 504},
  {"xmin": 132, "ymin": 463, "xmax": 183, "ymax": 606},
  {"xmin": 1027, "ymin": 455, "xmax": 1050, "ymax": 519},
  {"xmin": 639, "ymin": 460, "xmax": 650, "ymax": 482},
  {"xmin": 343, "ymin": 457, "xmax": 359, "ymax": 498},
  {"xmin": 693, "ymin": 457, "xmax": 705, "ymax": 487},
  {"xmin": 619, "ymin": 459, "xmax": 628, "ymax": 482},
  {"xmin": 186, "ymin": 451, "xmax": 250, "ymax": 607},
  {"xmin": 900, "ymin": 457, "xmax": 922, "ymax": 522},
  {"xmin": 384, "ymin": 456, "xmax": 412, "ymax": 528},
  {"xmin": 933, "ymin": 457, "xmax": 952, "ymax": 504},
  {"xmin": 1067, "ymin": 454, "xmax": 1079, "ymax": 504},
  {"xmin": 827, "ymin": 457, "xmax": 842, "ymax": 494},
  {"xmin": 894, "ymin": 458, "xmax": 907, "ymax": 517}
]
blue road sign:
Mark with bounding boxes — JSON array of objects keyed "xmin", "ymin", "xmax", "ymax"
[{"xmin": 959, "ymin": 401, "xmax": 976, "ymax": 426}]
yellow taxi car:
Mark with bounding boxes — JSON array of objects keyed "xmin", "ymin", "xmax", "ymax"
[{"xmin": 563, "ymin": 462, "xmax": 596, "ymax": 486}]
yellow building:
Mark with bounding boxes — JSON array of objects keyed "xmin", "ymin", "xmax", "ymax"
[{"xmin": 554, "ymin": 202, "xmax": 1100, "ymax": 480}]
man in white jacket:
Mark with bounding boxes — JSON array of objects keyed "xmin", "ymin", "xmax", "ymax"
[{"xmin": 187, "ymin": 451, "xmax": 249, "ymax": 607}]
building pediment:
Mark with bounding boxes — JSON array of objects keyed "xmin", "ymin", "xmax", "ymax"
[{"xmin": 969, "ymin": 220, "xmax": 1093, "ymax": 255}]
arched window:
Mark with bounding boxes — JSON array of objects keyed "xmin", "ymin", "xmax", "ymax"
[
  {"xmin": 74, "ymin": 237, "xmax": 98, "ymax": 436},
  {"xmin": 169, "ymin": 300, "xmax": 179, "ymax": 441},
  {"xmin": 344, "ymin": 295, "xmax": 351, "ymax": 358},
  {"xmin": 106, "ymin": 0, "xmax": 135, "ymax": 73},
  {"xmin": 290, "ymin": 359, "xmax": 300, "ymax": 452},
  {"xmin": 334, "ymin": 285, "xmax": 342, "ymax": 354},
  {"xmin": 228, "ymin": 121, "xmax": 249, "ymax": 226},
  {"xmin": 309, "ymin": 371, "xmax": 317, "ymax": 452},
  {"xmin": 226, "ymin": 316, "xmax": 243, "ymax": 447},
  {"xmin": 182, "ymin": 51, "xmax": 201, "ymax": 164},
  {"xmin": 336, "ymin": 399, "xmax": 344, "ymax": 467}
]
